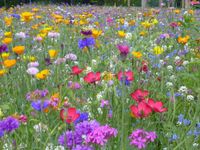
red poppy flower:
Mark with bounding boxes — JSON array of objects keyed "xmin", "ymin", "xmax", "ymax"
[
  {"xmin": 130, "ymin": 89, "xmax": 149, "ymax": 103},
  {"xmin": 84, "ymin": 72, "xmax": 101, "ymax": 84},
  {"xmin": 147, "ymin": 99, "xmax": 167, "ymax": 113},
  {"xmin": 71, "ymin": 66, "xmax": 84, "ymax": 75},
  {"xmin": 130, "ymin": 102, "xmax": 152, "ymax": 118},
  {"xmin": 60, "ymin": 107, "xmax": 80, "ymax": 124},
  {"xmin": 117, "ymin": 71, "xmax": 134, "ymax": 81}
]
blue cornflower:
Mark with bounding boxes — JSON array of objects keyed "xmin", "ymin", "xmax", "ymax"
[
  {"xmin": 74, "ymin": 112, "xmax": 89, "ymax": 124},
  {"xmin": 116, "ymin": 87, "xmax": 122, "ymax": 97},
  {"xmin": 183, "ymin": 119, "xmax": 191, "ymax": 126},
  {"xmin": 0, "ymin": 117, "xmax": 20, "ymax": 138},
  {"xmin": 196, "ymin": 123, "xmax": 200, "ymax": 128},
  {"xmin": 31, "ymin": 100, "xmax": 49, "ymax": 111},
  {"xmin": 169, "ymin": 134, "xmax": 179, "ymax": 142},
  {"xmin": 11, "ymin": 14, "xmax": 20, "ymax": 19},
  {"xmin": 78, "ymin": 37, "xmax": 95, "ymax": 49},
  {"xmin": 178, "ymin": 114, "xmax": 184, "ymax": 122}
]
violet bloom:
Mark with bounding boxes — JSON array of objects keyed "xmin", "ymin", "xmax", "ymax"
[
  {"xmin": 81, "ymin": 30, "xmax": 92, "ymax": 36},
  {"xmin": 0, "ymin": 116, "xmax": 20, "ymax": 138},
  {"xmin": 72, "ymin": 145, "xmax": 94, "ymax": 150},
  {"xmin": 129, "ymin": 129, "xmax": 157, "ymax": 149},
  {"xmin": 65, "ymin": 53, "xmax": 77, "ymax": 61},
  {"xmin": 27, "ymin": 67, "xmax": 39, "ymax": 75},
  {"xmin": 31, "ymin": 100, "xmax": 49, "ymax": 111},
  {"xmin": 117, "ymin": 44, "xmax": 129, "ymax": 56},
  {"xmin": 27, "ymin": 61, "xmax": 39, "ymax": 68},
  {"xmin": 58, "ymin": 120, "xmax": 99, "ymax": 149},
  {"xmin": 78, "ymin": 37, "xmax": 95, "ymax": 49},
  {"xmin": 100, "ymin": 99, "xmax": 109, "ymax": 108},
  {"xmin": 0, "ymin": 44, "xmax": 8, "ymax": 54},
  {"xmin": 86, "ymin": 125, "xmax": 118, "ymax": 146}
]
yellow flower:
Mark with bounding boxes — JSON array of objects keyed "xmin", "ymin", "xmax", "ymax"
[
  {"xmin": 4, "ymin": 17, "xmax": 12, "ymax": 26},
  {"xmin": 129, "ymin": 20, "xmax": 136, "ymax": 26},
  {"xmin": 141, "ymin": 21, "xmax": 151, "ymax": 29},
  {"xmin": 132, "ymin": 51, "xmax": 143, "ymax": 58},
  {"xmin": 64, "ymin": 19, "xmax": 70, "ymax": 25},
  {"xmin": 35, "ymin": 69, "xmax": 50, "ymax": 80},
  {"xmin": 21, "ymin": 12, "xmax": 34, "ymax": 22},
  {"xmin": 174, "ymin": 9, "xmax": 181, "ymax": 14},
  {"xmin": 92, "ymin": 29, "xmax": 102, "ymax": 38},
  {"xmin": 0, "ymin": 69, "xmax": 7, "ymax": 77},
  {"xmin": 188, "ymin": 10, "xmax": 194, "ymax": 15},
  {"xmin": 4, "ymin": 32, "xmax": 12, "ymax": 37},
  {"xmin": 32, "ymin": 8, "xmax": 39, "ymax": 12},
  {"xmin": 118, "ymin": 30, "xmax": 126, "ymax": 38},
  {"xmin": 1, "ymin": 52, "xmax": 10, "ymax": 60},
  {"xmin": 139, "ymin": 31, "xmax": 147, "ymax": 36},
  {"xmin": 29, "ymin": 56, "xmax": 37, "ymax": 62},
  {"xmin": 48, "ymin": 49, "xmax": 58, "ymax": 59},
  {"xmin": 94, "ymin": 21, "xmax": 100, "ymax": 26},
  {"xmin": 119, "ymin": 18, "xmax": 125, "ymax": 25},
  {"xmin": 150, "ymin": 18, "xmax": 158, "ymax": 25},
  {"xmin": 3, "ymin": 59, "xmax": 16, "ymax": 68},
  {"xmin": 103, "ymin": 72, "xmax": 114, "ymax": 81},
  {"xmin": 153, "ymin": 46, "xmax": 164, "ymax": 55},
  {"xmin": 178, "ymin": 35, "xmax": 190, "ymax": 45},
  {"xmin": 36, "ymin": 15, "xmax": 42, "ymax": 19},
  {"xmin": 12, "ymin": 46, "xmax": 25, "ymax": 55},
  {"xmin": 2, "ymin": 38, "xmax": 12, "ymax": 45}
]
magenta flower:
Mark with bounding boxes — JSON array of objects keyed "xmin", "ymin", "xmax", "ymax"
[
  {"xmin": 100, "ymin": 99, "xmax": 109, "ymax": 108},
  {"xmin": 129, "ymin": 129, "xmax": 157, "ymax": 149},
  {"xmin": 117, "ymin": 44, "xmax": 130, "ymax": 56},
  {"xmin": 86, "ymin": 125, "xmax": 117, "ymax": 146}
]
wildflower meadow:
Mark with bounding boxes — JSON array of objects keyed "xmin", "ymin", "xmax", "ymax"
[{"xmin": 0, "ymin": 2, "xmax": 200, "ymax": 150}]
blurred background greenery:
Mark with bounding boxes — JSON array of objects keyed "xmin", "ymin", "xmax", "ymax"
[{"xmin": 0, "ymin": 0, "xmax": 185, "ymax": 8}]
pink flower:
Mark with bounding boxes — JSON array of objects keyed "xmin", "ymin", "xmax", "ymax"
[
  {"xmin": 117, "ymin": 70, "xmax": 134, "ymax": 81},
  {"xmin": 130, "ymin": 102, "xmax": 152, "ymax": 118},
  {"xmin": 147, "ymin": 99, "xmax": 167, "ymax": 113},
  {"xmin": 84, "ymin": 72, "xmax": 101, "ymax": 84},
  {"xmin": 71, "ymin": 65, "xmax": 84, "ymax": 75},
  {"xmin": 117, "ymin": 44, "xmax": 130, "ymax": 56},
  {"xmin": 130, "ymin": 89, "xmax": 149, "ymax": 103},
  {"xmin": 26, "ymin": 67, "xmax": 39, "ymax": 75}
]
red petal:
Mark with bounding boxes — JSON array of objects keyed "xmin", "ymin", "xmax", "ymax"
[{"xmin": 125, "ymin": 71, "xmax": 134, "ymax": 81}]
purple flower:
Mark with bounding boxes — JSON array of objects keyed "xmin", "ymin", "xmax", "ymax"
[
  {"xmin": 58, "ymin": 131, "xmax": 82, "ymax": 149},
  {"xmin": 86, "ymin": 125, "xmax": 118, "ymax": 146},
  {"xmin": 27, "ymin": 67, "xmax": 39, "ymax": 75},
  {"xmin": 72, "ymin": 145, "xmax": 94, "ymax": 150},
  {"xmin": 129, "ymin": 129, "xmax": 157, "ymax": 149},
  {"xmin": 78, "ymin": 37, "xmax": 95, "ymax": 49},
  {"xmin": 0, "ymin": 117, "xmax": 20, "ymax": 138},
  {"xmin": 117, "ymin": 44, "xmax": 129, "ymax": 56},
  {"xmin": 100, "ymin": 99, "xmax": 109, "ymax": 108},
  {"xmin": 74, "ymin": 112, "xmax": 89, "ymax": 124},
  {"xmin": 65, "ymin": 53, "xmax": 77, "ymax": 61},
  {"xmin": 58, "ymin": 120, "xmax": 100, "ymax": 148},
  {"xmin": 31, "ymin": 100, "xmax": 49, "ymax": 111},
  {"xmin": 11, "ymin": 14, "xmax": 20, "ymax": 19},
  {"xmin": 81, "ymin": 30, "xmax": 92, "ymax": 36},
  {"xmin": 0, "ymin": 44, "xmax": 8, "ymax": 54}
]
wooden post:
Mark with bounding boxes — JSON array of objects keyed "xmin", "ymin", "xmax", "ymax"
[
  {"xmin": 159, "ymin": 0, "xmax": 163, "ymax": 7},
  {"xmin": 185, "ymin": 0, "xmax": 190, "ymax": 9},
  {"xmin": 142, "ymin": 0, "xmax": 146, "ymax": 9},
  {"xmin": 182, "ymin": 0, "xmax": 185, "ymax": 8},
  {"xmin": 128, "ymin": 0, "xmax": 130, "ymax": 7}
]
